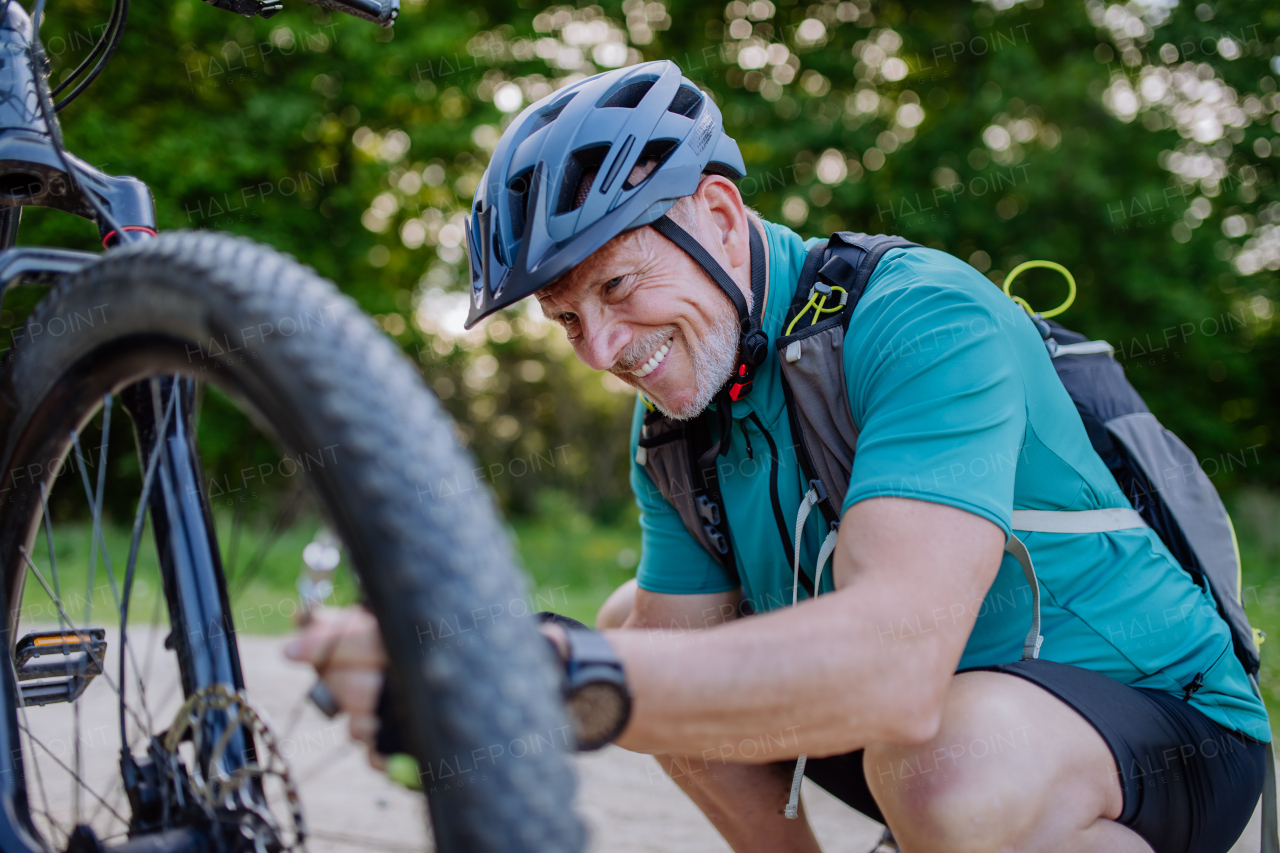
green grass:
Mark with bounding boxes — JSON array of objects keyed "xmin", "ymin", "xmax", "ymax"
[
  {"xmin": 24, "ymin": 500, "xmax": 639, "ymax": 637},
  {"xmin": 510, "ymin": 502, "xmax": 640, "ymax": 627},
  {"xmin": 1234, "ymin": 488, "xmax": 1280, "ymax": 732},
  {"xmin": 20, "ymin": 513, "xmax": 360, "ymax": 636}
]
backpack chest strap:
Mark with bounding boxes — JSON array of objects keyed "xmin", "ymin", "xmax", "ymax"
[{"xmin": 1006, "ymin": 507, "xmax": 1149, "ymax": 661}]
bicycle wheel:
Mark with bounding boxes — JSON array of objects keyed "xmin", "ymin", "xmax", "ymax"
[{"xmin": 0, "ymin": 232, "xmax": 584, "ymax": 853}]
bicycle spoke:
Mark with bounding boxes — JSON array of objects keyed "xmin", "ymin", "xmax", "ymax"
[
  {"xmin": 18, "ymin": 547, "xmax": 156, "ymax": 742},
  {"xmin": 294, "ymin": 738, "xmax": 357, "ymax": 784},
  {"xmin": 20, "ymin": 547, "xmax": 80, "ymax": 633},
  {"xmin": 68, "ymin": 396, "xmax": 163, "ymax": 748},
  {"xmin": 18, "ymin": 721, "xmax": 130, "ymax": 827},
  {"xmin": 34, "ymin": 463, "xmax": 85, "ymax": 827},
  {"xmin": 83, "ymin": 774, "xmax": 126, "ymax": 829},
  {"xmin": 36, "ymin": 482, "xmax": 63, "ymax": 629},
  {"xmin": 119, "ymin": 378, "xmax": 181, "ymax": 750},
  {"xmin": 148, "ymin": 674, "xmax": 185, "ymax": 735},
  {"xmin": 229, "ymin": 485, "xmax": 306, "ymax": 600},
  {"xmin": 279, "ymin": 695, "xmax": 309, "ymax": 742},
  {"xmin": 139, "ymin": 582, "xmax": 165, "ymax": 696},
  {"xmin": 11, "ymin": 658, "xmax": 58, "ymax": 853},
  {"xmin": 226, "ymin": 494, "xmax": 245, "ymax": 585},
  {"xmin": 69, "ymin": 394, "xmax": 118, "ymax": 625},
  {"xmin": 26, "ymin": 807, "xmax": 65, "ymax": 852},
  {"xmin": 73, "ymin": 687, "xmax": 82, "ymax": 824}
]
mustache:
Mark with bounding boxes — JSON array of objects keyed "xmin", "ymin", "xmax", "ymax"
[{"xmin": 611, "ymin": 327, "xmax": 677, "ymax": 374}]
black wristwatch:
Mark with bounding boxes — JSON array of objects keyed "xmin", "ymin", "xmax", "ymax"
[{"xmin": 539, "ymin": 612, "xmax": 632, "ymax": 751}]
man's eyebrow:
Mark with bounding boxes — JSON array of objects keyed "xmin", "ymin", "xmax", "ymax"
[{"xmin": 536, "ymin": 295, "xmax": 564, "ymax": 321}]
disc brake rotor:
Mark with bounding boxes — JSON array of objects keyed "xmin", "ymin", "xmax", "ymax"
[{"xmin": 165, "ymin": 684, "xmax": 305, "ymax": 852}]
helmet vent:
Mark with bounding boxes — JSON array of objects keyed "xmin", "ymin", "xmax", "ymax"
[
  {"xmin": 667, "ymin": 85, "xmax": 703, "ymax": 117},
  {"xmin": 558, "ymin": 146, "xmax": 611, "ymax": 214},
  {"xmin": 506, "ymin": 169, "xmax": 534, "ymax": 244},
  {"xmin": 622, "ymin": 140, "xmax": 677, "ymax": 190},
  {"xmin": 599, "ymin": 80, "xmax": 656, "ymax": 109},
  {"xmin": 530, "ymin": 98, "xmax": 571, "ymax": 133}
]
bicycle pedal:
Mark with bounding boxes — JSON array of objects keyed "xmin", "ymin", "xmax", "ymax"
[{"xmin": 14, "ymin": 628, "xmax": 107, "ymax": 707}]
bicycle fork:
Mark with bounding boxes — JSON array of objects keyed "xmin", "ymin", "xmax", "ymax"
[{"xmin": 118, "ymin": 377, "xmax": 261, "ymax": 837}]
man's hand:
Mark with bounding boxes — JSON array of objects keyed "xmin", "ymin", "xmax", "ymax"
[{"xmin": 284, "ymin": 606, "xmax": 389, "ymax": 768}]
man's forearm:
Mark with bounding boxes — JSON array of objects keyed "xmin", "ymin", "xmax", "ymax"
[
  {"xmin": 611, "ymin": 498, "xmax": 1004, "ymax": 761},
  {"xmin": 609, "ymin": 576, "xmax": 960, "ymax": 758}
]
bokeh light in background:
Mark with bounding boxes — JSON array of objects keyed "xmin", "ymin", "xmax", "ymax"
[{"xmin": 23, "ymin": 0, "xmax": 1279, "ymax": 627}]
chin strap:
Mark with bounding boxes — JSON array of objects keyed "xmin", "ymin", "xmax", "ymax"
[{"xmin": 650, "ymin": 215, "xmax": 768, "ymax": 402}]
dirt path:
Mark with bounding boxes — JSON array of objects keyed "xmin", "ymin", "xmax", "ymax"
[{"xmin": 18, "ymin": 631, "xmax": 1267, "ymax": 852}]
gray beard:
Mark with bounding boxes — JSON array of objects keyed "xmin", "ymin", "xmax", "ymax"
[
  {"xmin": 608, "ymin": 305, "xmax": 741, "ymax": 421},
  {"xmin": 660, "ymin": 314, "xmax": 738, "ymax": 420},
  {"xmin": 606, "ymin": 295, "xmax": 742, "ymax": 422},
  {"xmin": 622, "ymin": 307, "xmax": 742, "ymax": 420}
]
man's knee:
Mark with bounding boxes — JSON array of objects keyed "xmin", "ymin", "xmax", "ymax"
[
  {"xmin": 868, "ymin": 741, "xmax": 1028, "ymax": 850},
  {"xmin": 595, "ymin": 578, "xmax": 637, "ymax": 629},
  {"xmin": 866, "ymin": 671, "xmax": 1120, "ymax": 851},
  {"xmin": 865, "ymin": 675, "xmax": 1046, "ymax": 849}
]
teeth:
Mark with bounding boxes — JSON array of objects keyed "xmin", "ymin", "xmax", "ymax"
[{"xmin": 632, "ymin": 338, "xmax": 674, "ymax": 378}]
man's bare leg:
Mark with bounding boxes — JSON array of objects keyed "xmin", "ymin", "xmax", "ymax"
[
  {"xmin": 866, "ymin": 671, "xmax": 1154, "ymax": 853},
  {"xmin": 597, "ymin": 583, "xmax": 825, "ymax": 852},
  {"xmin": 598, "ymin": 582, "xmax": 1157, "ymax": 852},
  {"xmin": 653, "ymin": 754, "xmax": 822, "ymax": 853},
  {"xmin": 647, "ymin": 672, "xmax": 1154, "ymax": 853}
]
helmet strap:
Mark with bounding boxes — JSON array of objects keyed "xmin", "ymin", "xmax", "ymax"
[{"xmin": 651, "ymin": 215, "xmax": 768, "ymax": 403}]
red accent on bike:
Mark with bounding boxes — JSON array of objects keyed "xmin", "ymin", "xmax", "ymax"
[{"xmin": 101, "ymin": 226, "xmax": 158, "ymax": 248}]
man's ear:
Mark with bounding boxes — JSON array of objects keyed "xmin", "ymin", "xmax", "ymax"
[{"xmin": 694, "ymin": 176, "xmax": 751, "ymax": 272}]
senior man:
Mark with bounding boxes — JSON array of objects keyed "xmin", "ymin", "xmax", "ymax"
[{"xmin": 287, "ymin": 61, "xmax": 1268, "ymax": 853}]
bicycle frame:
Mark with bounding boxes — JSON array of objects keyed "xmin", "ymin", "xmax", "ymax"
[
  {"xmin": 0, "ymin": 4, "xmax": 154, "ymax": 250},
  {"xmin": 0, "ymin": 5, "xmax": 258, "ymax": 851}
]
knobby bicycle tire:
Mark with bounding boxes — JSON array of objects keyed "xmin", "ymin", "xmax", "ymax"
[{"xmin": 0, "ymin": 231, "xmax": 585, "ymax": 853}]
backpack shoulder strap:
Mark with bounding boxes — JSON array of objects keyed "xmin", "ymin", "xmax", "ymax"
[
  {"xmin": 777, "ymin": 232, "xmax": 920, "ymax": 527},
  {"xmin": 637, "ymin": 406, "xmax": 739, "ymax": 582},
  {"xmin": 636, "ymin": 231, "xmax": 918, "ymax": 593}
]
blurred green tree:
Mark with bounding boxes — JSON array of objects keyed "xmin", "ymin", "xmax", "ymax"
[{"xmin": 14, "ymin": 0, "xmax": 1279, "ymax": 523}]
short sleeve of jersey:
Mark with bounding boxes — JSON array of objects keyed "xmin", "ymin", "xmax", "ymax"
[
  {"xmin": 629, "ymin": 400, "xmax": 739, "ymax": 595},
  {"xmin": 840, "ymin": 249, "xmax": 1028, "ymax": 536}
]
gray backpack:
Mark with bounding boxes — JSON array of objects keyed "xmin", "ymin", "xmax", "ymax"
[
  {"xmin": 638, "ymin": 231, "xmax": 1262, "ymax": 671},
  {"xmin": 636, "ymin": 232, "xmax": 1275, "ymax": 850}
]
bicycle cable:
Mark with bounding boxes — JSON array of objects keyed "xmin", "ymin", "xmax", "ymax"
[
  {"xmin": 29, "ymin": 0, "xmax": 138, "ymax": 243},
  {"xmin": 48, "ymin": 0, "xmax": 122, "ymax": 97},
  {"xmin": 53, "ymin": 0, "xmax": 129, "ymax": 112},
  {"xmin": 49, "ymin": 0, "xmax": 126, "ymax": 106}
]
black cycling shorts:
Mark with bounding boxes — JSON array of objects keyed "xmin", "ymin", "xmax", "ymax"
[{"xmin": 801, "ymin": 659, "xmax": 1266, "ymax": 853}]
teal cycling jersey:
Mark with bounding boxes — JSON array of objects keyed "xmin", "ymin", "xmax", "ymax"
[{"xmin": 629, "ymin": 219, "xmax": 1270, "ymax": 742}]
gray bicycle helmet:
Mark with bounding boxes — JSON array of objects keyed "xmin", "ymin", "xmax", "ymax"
[{"xmin": 464, "ymin": 60, "xmax": 746, "ymax": 328}]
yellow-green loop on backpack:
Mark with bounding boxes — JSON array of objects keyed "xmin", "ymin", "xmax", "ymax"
[
  {"xmin": 387, "ymin": 753, "xmax": 423, "ymax": 790},
  {"xmin": 1003, "ymin": 260, "xmax": 1077, "ymax": 318}
]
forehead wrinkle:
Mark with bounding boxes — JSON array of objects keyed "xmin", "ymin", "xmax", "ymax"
[{"xmin": 539, "ymin": 229, "xmax": 657, "ymax": 315}]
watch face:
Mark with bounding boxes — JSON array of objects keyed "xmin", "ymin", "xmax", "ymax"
[{"xmin": 568, "ymin": 681, "xmax": 630, "ymax": 750}]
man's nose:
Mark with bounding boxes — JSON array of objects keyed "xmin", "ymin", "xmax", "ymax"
[{"xmin": 578, "ymin": 322, "xmax": 630, "ymax": 372}]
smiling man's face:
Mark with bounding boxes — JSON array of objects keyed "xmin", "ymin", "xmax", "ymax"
[{"xmin": 535, "ymin": 178, "xmax": 757, "ymax": 420}]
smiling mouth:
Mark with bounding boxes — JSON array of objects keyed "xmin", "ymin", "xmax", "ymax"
[{"xmin": 631, "ymin": 337, "xmax": 673, "ymax": 378}]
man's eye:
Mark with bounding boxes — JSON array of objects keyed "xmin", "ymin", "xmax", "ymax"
[{"xmin": 605, "ymin": 276, "xmax": 623, "ymax": 290}]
